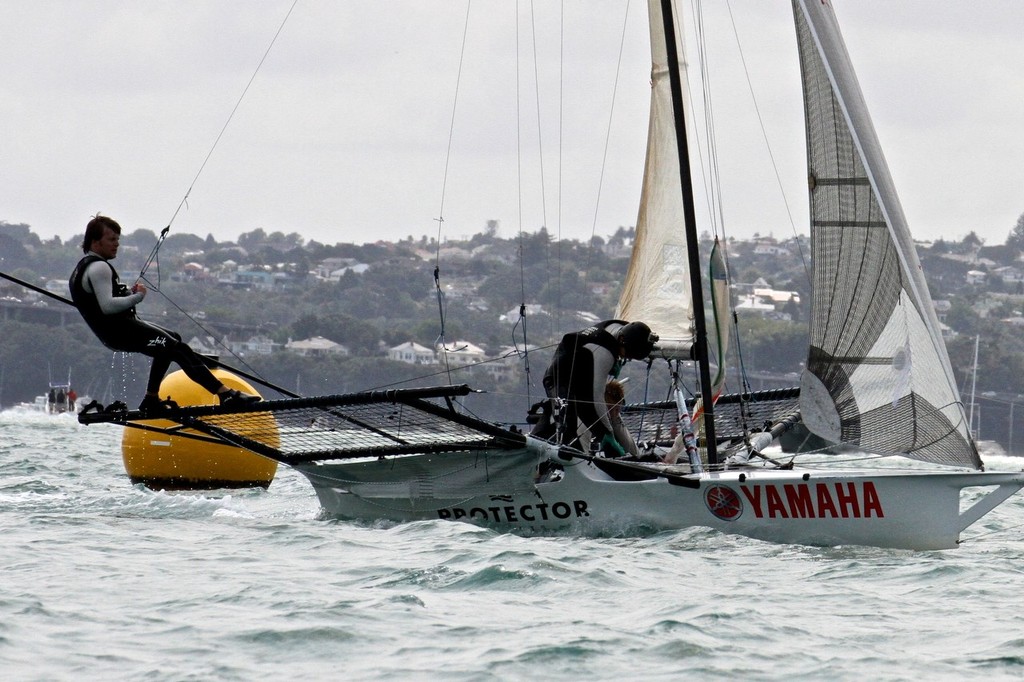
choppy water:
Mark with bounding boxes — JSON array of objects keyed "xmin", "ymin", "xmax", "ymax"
[{"xmin": 3, "ymin": 408, "xmax": 1024, "ymax": 681}]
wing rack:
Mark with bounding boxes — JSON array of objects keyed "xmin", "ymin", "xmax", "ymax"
[
  {"xmin": 78, "ymin": 385, "xmax": 527, "ymax": 465},
  {"xmin": 620, "ymin": 387, "xmax": 801, "ymax": 446}
]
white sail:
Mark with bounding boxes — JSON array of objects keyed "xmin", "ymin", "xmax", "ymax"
[
  {"xmin": 615, "ymin": 0, "xmax": 693, "ymax": 343},
  {"xmin": 793, "ymin": 0, "xmax": 980, "ymax": 468}
]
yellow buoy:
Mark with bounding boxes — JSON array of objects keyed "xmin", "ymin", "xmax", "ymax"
[{"xmin": 121, "ymin": 369, "xmax": 279, "ymax": 490}]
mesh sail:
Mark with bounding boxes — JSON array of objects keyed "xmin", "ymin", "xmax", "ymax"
[
  {"xmin": 615, "ymin": 0, "xmax": 693, "ymax": 342},
  {"xmin": 793, "ymin": 0, "xmax": 980, "ymax": 468}
]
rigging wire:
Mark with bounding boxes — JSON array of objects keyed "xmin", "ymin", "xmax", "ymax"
[
  {"xmin": 722, "ymin": 0, "xmax": 812, "ymax": 286},
  {"xmin": 512, "ymin": 0, "xmax": 535, "ymax": 407},
  {"xmin": 557, "ymin": 0, "xmax": 632, "ymax": 416},
  {"xmin": 512, "ymin": 0, "xmax": 560, "ymax": 407},
  {"xmin": 528, "ymin": 1, "xmax": 551, "ymax": 252},
  {"xmin": 137, "ymin": 0, "xmax": 300, "ymax": 283},
  {"xmin": 155, "ymin": 290, "xmax": 278, "ymax": 392},
  {"xmin": 555, "ymin": 0, "xmax": 565, "ymax": 337},
  {"xmin": 431, "ymin": 0, "xmax": 474, "ymax": 383},
  {"xmin": 585, "ymin": 2, "xmax": 631, "ymax": 246},
  {"xmin": 687, "ymin": 0, "xmax": 793, "ymax": 437},
  {"xmin": 134, "ymin": 0, "xmax": 299, "ymax": 385},
  {"xmin": 696, "ymin": 1, "xmax": 812, "ymax": 436}
]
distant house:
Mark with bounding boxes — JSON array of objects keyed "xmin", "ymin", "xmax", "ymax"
[
  {"xmin": 235, "ymin": 270, "xmax": 276, "ymax": 290},
  {"xmin": 734, "ymin": 294, "xmax": 776, "ymax": 316},
  {"xmin": 752, "ymin": 287, "xmax": 799, "ymax": 305},
  {"xmin": 483, "ymin": 344, "xmax": 538, "ymax": 383},
  {"xmin": 436, "ymin": 340, "xmax": 487, "ymax": 368},
  {"xmin": 285, "ymin": 336, "xmax": 349, "ymax": 357},
  {"xmin": 753, "ymin": 241, "xmax": 791, "ymax": 257},
  {"xmin": 731, "ymin": 277, "xmax": 770, "ymax": 296},
  {"xmin": 442, "ymin": 278, "xmax": 484, "ymax": 301},
  {"xmin": 172, "ymin": 262, "xmax": 211, "ymax": 282},
  {"xmin": 965, "ymin": 270, "xmax": 987, "ymax": 286},
  {"xmin": 315, "ymin": 257, "xmax": 350, "ymax": 278},
  {"xmin": 388, "ymin": 341, "xmax": 435, "ymax": 365},
  {"xmin": 993, "ymin": 265, "xmax": 1024, "ymax": 284},
  {"xmin": 943, "ymin": 252, "xmax": 994, "ymax": 267},
  {"xmin": 228, "ymin": 335, "xmax": 277, "ymax": 356},
  {"xmin": 186, "ymin": 335, "xmax": 219, "ymax": 356},
  {"xmin": 315, "ymin": 256, "xmax": 370, "ymax": 281}
]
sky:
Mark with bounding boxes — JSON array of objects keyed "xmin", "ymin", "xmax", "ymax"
[{"xmin": 1, "ymin": 1, "xmax": 1023, "ymax": 249}]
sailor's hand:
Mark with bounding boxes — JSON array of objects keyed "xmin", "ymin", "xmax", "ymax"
[{"xmin": 132, "ymin": 282, "xmax": 147, "ymax": 298}]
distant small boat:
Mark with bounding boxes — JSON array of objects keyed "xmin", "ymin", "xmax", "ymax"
[{"xmin": 13, "ymin": 372, "xmax": 86, "ymax": 414}]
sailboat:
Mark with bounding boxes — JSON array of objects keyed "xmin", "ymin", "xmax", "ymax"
[{"xmin": 80, "ymin": 0, "xmax": 1024, "ymax": 550}]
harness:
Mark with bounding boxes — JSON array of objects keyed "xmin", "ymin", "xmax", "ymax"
[
  {"xmin": 69, "ymin": 254, "xmax": 136, "ymax": 342},
  {"xmin": 556, "ymin": 319, "xmax": 624, "ymax": 362}
]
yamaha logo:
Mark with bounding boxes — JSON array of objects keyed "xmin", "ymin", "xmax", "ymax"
[{"xmin": 704, "ymin": 485, "xmax": 743, "ymax": 521}]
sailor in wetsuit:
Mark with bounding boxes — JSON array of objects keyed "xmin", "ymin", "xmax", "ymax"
[
  {"xmin": 69, "ymin": 215, "xmax": 260, "ymax": 412},
  {"xmin": 535, "ymin": 319, "xmax": 656, "ymax": 455}
]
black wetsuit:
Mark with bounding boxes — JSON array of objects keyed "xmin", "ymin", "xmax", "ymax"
[
  {"xmin": 69, "ymin": 254, "xmax": 222, "ymax": 395},
  {"xmin": 539, "ymin": 319, "xmax": 625, "ymax": 448}
]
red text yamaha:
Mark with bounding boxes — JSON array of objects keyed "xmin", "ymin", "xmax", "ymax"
[{"xmin": 740, "ymin": 482, "xmax": 884, "ymax": 519}]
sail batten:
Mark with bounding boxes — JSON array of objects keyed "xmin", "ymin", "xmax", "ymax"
[{"xmin": 794, "ymin": 0, "xmax": 979, "ymax": 469}]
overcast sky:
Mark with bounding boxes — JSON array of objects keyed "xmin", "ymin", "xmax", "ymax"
[{"xmin": 2, "ymin": 1, "xmax": 1022, "ymax": 250}]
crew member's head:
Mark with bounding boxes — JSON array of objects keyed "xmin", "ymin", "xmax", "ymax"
[
  {"xmin": 617, "ymin": 321, "xmax": 658, "ymax": 360},
  {"xmin": 82, "ymin": 215, "xmax": 122, "ymax": 258}
]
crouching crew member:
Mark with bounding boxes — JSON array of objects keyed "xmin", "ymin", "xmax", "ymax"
[{"xmin": 534, "ymin": 319, "xmax": 656, "ymax": 456}]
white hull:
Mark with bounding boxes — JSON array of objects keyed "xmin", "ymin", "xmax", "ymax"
[{"xmin": 295, "ymin": 437, "xmax": 1024, "ymax": 550}]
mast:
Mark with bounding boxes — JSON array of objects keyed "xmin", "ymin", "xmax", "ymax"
[{"xmin": 659, "ymin": 0, "xmax": 718, "ymax": 464}]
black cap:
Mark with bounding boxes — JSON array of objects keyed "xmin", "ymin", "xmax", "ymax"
[{"xmin": 617, "ymin": 321, "xmax": 657, "ymax": 360}]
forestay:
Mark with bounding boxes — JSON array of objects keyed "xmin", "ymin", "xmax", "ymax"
[{"xmin": 794, "ymin": 0, "xmax": 980, "ymax": 468}]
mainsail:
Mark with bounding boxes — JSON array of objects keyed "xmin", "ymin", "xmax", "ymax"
[
  {"xmin": 793, "ymin": 0, "xmax": 980, "ymax": 468},
  {"xmin": 615, "ymin": 0, "xmax": 693, "ymax": 343}
]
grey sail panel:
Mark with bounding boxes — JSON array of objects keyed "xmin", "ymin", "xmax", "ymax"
[{"xmin": 793, "ymin": 0, "xmax": 979, "ymax": 468}]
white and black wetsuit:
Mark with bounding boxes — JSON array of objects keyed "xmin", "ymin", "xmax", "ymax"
[
  {"xmin": 540, "ymin": 319, "xmax": 626, "ymax": 450},
  {"xmin": 69, "ymin": 254, "xmax": 222, "ymax": 395}
]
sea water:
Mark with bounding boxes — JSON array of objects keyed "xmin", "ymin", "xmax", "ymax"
[{"xmin": 2, "ymin": 409, "xmax": 1024, "ymax": 681}]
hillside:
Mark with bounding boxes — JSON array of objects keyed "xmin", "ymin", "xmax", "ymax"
[{"xmin": 3, "ymin": 219, "xmax": 1024, "ymax": 451}]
